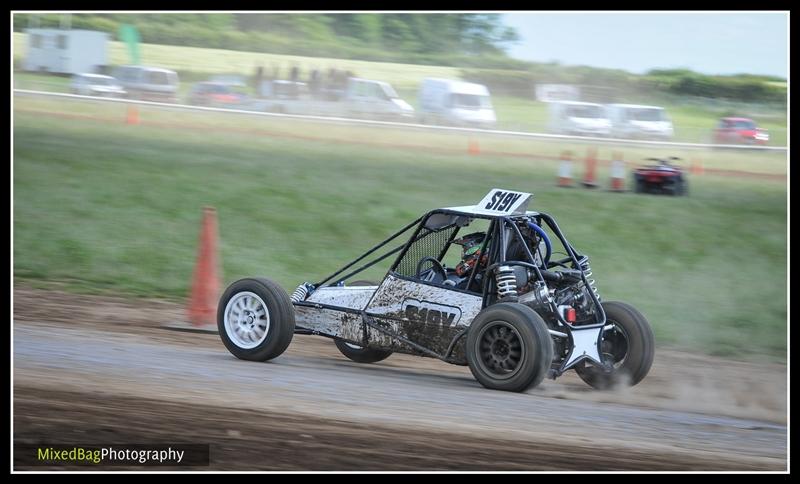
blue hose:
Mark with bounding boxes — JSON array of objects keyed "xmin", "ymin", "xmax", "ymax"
[{"xmin": 527, "ymin": 222, "xmax": 552, "ymax": 267}]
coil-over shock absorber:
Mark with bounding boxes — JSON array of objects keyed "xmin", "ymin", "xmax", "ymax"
[
  {"xmin": 290, "ymin": 282, "xmax": 315, "ymax": 303},
  {"xmin": 579, "ymin": 257, "xmax": 600, "ymax": 301},
  {"xmin": 495, "ymin": 265, "xmax": 518, "ymax": 299}
]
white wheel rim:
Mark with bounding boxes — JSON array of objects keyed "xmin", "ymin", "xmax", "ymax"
[
  {"xmin": 224, "ymin": 291, "xmax": 271, "ymax": 349},
  {"xmin": 344, "ymin": 342, "xmax": 363, "ymax": 350}
]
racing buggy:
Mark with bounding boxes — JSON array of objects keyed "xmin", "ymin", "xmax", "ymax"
[
  {"xmin": 633, "ymin": 157, "xmax": 688, "ymax": 196},
  {"xmin": 218, "ymin": 189, "xmax": 655, "ymax": 392}
]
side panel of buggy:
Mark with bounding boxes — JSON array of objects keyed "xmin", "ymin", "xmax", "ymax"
[{"xmin": 293, "ymin": 210, "xmax": 485, "ymax": 362}]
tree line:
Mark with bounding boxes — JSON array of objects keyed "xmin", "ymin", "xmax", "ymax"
[
  {"xmin": 13, "ymin": 13, "xmax": 521, "ymax": 66},
  {"xmin": 14, "ymin": 13, "xmax": 786, "ymax": 105}
]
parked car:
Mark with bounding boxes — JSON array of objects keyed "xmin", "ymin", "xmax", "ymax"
[
  {"xmin": 112, "ymin": 65, "xmax": 179, "ymax": 103},
  {"xmin": 253, "ymin": 77, "xmax": 414, "ymax": 121},
  {"xmin": 346, "ymin": 78, "xmax": 415, "ymax": 121},
  {"xmin": 418, "ymin": 78, "xmax": 496, "ymax": 129},
  {"xmin": 607, "ymin": 104, "xmax": 674, "ymax": 141},
  {"xmin": 713, "ymin": 117, "xmax": 769, "ymax": 145},
  {"xmin": 187, "ymin": 81, "xmax": 249, "ymax": 107},
  {"xmin": 547, "ymin": 101, "xmax": 611, "ymax": 137},
  {"xmin": 69, "ymin": 73, "xmax": 125, "ymax": 98}
]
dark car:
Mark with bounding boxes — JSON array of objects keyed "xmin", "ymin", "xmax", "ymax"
[
  {"xmin": 713, "ymin": 117, "xmax": 769, "ymax": 145},
  {"xmin": 187, "ymin": 82, "xmax": 249, "ymax": 107},
  {"xmin": 633, "ymin": 157, "xmax": 688, "ymax": 196}
]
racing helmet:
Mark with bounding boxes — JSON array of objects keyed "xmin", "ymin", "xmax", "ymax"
[{"xmin": 454, "ymin": 232, "xmax": 487, "ymax": 277}]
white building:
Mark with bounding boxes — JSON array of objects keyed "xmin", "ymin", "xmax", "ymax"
[{"xmin": 23, "ymin": 29, "xmax": 109, "ymax": 75}]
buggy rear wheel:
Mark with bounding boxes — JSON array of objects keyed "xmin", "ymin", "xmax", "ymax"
[
  {"xmin": 574, "ymin": 301, "xmax": 654, "ymax": 389},
  {"xmin": 218, "ymin": 277, "xmax": 295, "ymax": 362},
  {"xmin": 466, "ymin": 303, "xmax": 554, "ymax": 392},
  {"xmin": 333, "ymin": 280, "xmax": 392, "ymax": 364},
  {"xmin": 334, "ymin": 339, "xmax": 392, "ymax": 364}
]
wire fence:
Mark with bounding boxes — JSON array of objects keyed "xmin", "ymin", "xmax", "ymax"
[{"xmin": 12, "ymin": 89, "xmax": 788, "ymax": 153}]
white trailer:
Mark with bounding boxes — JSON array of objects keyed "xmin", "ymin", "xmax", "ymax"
[{"xmin": 23, "ymin": 29, "xmax": 109, "ymax": 75}]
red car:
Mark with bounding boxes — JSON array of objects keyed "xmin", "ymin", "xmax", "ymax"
[
  {"xmin": 187, "ymin": 82, "xmax": 249, "ymax": 107},
  {"xmin": 713, "ymin": 117, "xmax": 769, "ymax": 145}
]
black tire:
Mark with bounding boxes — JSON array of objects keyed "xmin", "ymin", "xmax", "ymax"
[
  {"xmin": 217, "ymin": 277, "xmax": 295, "ymax": 362},
  {"xmin": 633, "ymin": 178, "xmax": 644, "ymax": 194},
  {"xmin": 677, "ymin": 179, "xmax": 688, "ymax": 196},
  {"xmin": 466, "ymin": 303, "xmax": 554, "ymax": 392},
  {"xmin": 334, "ymin": 339, "xmax": 392, "ymax": 364},
  {"xmin": 575, "ymin": 301, "xmax": 655, "ymax": 389},
  {"xmin": 333, "ymin": 280, "xmax": 392, "ymax": 364}
]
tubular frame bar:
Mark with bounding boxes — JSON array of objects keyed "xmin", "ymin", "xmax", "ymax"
[{"xmin": 315, "ymin": 214, "xmax": 424, "ymax": 288}]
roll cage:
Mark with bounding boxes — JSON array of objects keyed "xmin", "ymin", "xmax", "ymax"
[{"xmin": 312, "ymin": 207, "xmax": 606, "ymax": 331}]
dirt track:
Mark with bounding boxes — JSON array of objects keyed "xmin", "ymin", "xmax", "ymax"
[{"xmin": 12, "ymin": 285, "xmax": 788, "ymax": 471}]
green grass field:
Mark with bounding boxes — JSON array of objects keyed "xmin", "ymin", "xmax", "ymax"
[
  {"xmin": 13, "ymin": 99, "xmax": 787, "ymax": 360},
  {"xmin": 13, "ymin": 32, "xmax": 787, "ymax": 146},
  {"xmin": 13, "ymin": 95, "xmax": 788, "ymax": 176}
]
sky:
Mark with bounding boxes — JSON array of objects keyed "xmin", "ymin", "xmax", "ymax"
[{"xmin": 502, "ymin": 12, "xmax": 788, "ymax": 78}]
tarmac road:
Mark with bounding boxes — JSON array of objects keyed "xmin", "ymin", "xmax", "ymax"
[{"xmin": 12, "ymin": 287, "xmax": 788, "ymax": 471}]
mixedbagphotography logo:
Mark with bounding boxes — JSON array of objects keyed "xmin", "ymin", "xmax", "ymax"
[{"xmin": 17, "ymin": 444, "xmax": 210, "ymax": 467}]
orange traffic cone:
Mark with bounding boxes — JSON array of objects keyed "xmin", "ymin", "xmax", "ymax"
[
  {"xmin": 691, "ymin": 158, "xmax": 704, "ymax": 175},
  {"xmin": 468, "ymin": 138, "xmax": 480, "ymax": 155},
  {"xmin": 187, "ymin": 207, "xmax": 221, "ymax": 330},
  {"xmin": 557, "ymin": 151, "xmax": 574, "ymax": 188},
  {"xmin": 126, "ymin": 105, "xmax": 140, "ymax": 125},
  {"xmin": 163, "ymin": 207, "xmax": 222, "ymax": 334},
  {"xmin": 609, "ymin": 152, "xmax": 626, "ymax": 192},
  {"xmin": 582, "ymin": 147, "xmax": 599, "ymax": 188}
]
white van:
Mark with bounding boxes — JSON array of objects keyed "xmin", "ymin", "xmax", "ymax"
[
  {"xmin": 345, "ymin": 78, "xmax": 414, "ymax": 120},
  {"xmin": 112, "ymin": 65, "xmax": 180, "ymax": 103},
  {"xmin": 547, "ymin": 101, "xmax": 611, "ymax": 137},
  {"xmin": 606, "ymin": 104, "xmax": 673, "ymax": 140},
  {"xmin": 418, "ymin": 78, "xmax": 496, "ymax": 129},
  {"xmin": 251, "ymin": 77, "xmax": 413, "ymax": 120}
]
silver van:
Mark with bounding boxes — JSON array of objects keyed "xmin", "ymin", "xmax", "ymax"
[
  {"xmin": 418, "ymin": 78, "xmax": 496, "ymax": 129},
  {"xmin": 112, "ymin": 65, "xmax": 179, "ymax": 103},
  {"xmin": 345, "ymin": 78, "xmax": 414, "ymax": 121}
]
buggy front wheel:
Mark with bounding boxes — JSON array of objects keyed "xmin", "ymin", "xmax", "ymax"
[
  {"xmin": 218, "ymin": 277, "xmax": 295, "ymax": 362},
  {"xmin": 466, "ymin": 303, "xmax": 554, "ymax": 392}
]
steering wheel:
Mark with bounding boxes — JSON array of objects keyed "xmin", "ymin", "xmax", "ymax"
[{"xmin": 416, "ymin": 256, "xmax": 448, "ymax": 283}]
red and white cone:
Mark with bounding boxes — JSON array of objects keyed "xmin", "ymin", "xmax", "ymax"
[
  {"xmin": 582, "ymin": 147, "xmax": 599, "ymax": 188},
  {"xmin": 609, "ymin": 154, "xmax": 626, "ymax": 192},
  {"xmin": 557, "ymin": 152, "xmax": 574, "ymax": 188}
]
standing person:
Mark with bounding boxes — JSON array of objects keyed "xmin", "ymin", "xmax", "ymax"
[
  {"xmin": 327, "ymin": 68, "xmax": 338, "ymax": 100},
  {"xmin": 309, "ymin": 68, "xmax": 320, "ymax": 99},
  {"xmin": 335, "ymin": 68, "xmax": 347, "ymax": 99},
  {"xmin": 253, "ymin": 64, "xmax": 264, "ymax": 96}
]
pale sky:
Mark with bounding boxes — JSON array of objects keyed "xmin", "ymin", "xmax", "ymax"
[{"xmin": 502, "ymin": 12, "xmax": 788, "ymax": 79}]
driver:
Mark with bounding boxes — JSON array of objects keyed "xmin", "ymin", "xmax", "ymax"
[{"xmin": 453, "ymin": 232, "xmax": 488, "ymax": 278}]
